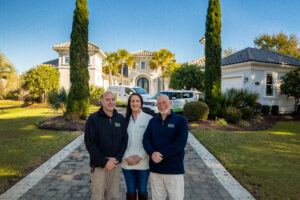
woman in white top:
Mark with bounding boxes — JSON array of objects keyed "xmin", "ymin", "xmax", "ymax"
[{"xmin": 121, "ymin": 93, "xmax": 152, "ymax": 200}]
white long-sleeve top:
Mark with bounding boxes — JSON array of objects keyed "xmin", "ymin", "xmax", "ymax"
[{"xmin": 121, "ymin": 111, "xmax": 152, "ymax": 170}]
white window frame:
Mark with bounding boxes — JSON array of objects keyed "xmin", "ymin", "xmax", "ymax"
[
  {"xmin": 141, "ymin": 62, "xmax": 145, "ymax": 69},
  {"xmin": 264, "ymin": 71, "xmax": 277, "ymax": 97},
  {"xmin": 63, "ymin": 55, "xmax": 70, "ymax": 65}
]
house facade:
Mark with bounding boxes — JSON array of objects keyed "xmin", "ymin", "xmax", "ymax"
[
  {"xmin": 46, "ymin": 42, "xmax": 107, "ymax": 90},
  {"xmin": 126, "ymin": 50, "xmax": 169, "ymax": 95},
  {"xmin": 191, "ymin": 48, "xmax": 300, "ymax": 113},
  {"xmin": 44, "ymin": 42, "xmax": 168, "ymax": 95}
]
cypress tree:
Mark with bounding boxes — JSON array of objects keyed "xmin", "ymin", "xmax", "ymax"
[
  {"xmin": 204, "ymin": 0, "xmax": 222, "ymax": 118},
  {"xmin": 66, "ymin": 0, "xmax": 90, "ymax": 120}
]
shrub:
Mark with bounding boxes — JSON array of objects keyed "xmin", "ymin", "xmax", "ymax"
[
  {"xmin": 240, "ymin": 107, "xmax": 254, "ymax": 120},
  {"xmin": 224, "ymin": 106, "xmax": 242, "ymax": 124},
  {"xmin": 254, "ymin": 102, "xmax": 262, "ymax": 114},
  {"xmin": 239, "ymin": 120, "xmax": 250, "ymax": 127},
  {"xmin": 284, "ymin": 115, "xmax": 293, "ymax": 120},
  {"xmin": 47, "ymin": 88, "xmax": 68, "ymax": 113},
  {"xmin": 5, "ymin": 89, "xmax": 20, "ymax": 100},
  {"xmin": 183, "ymin": 101, "xmax": 209, "ymax": 121},
  {"xmin": 23, "ymin": 95, "xmax": 42, "ymax": 105},
  {"xmin": 262, "ymin": 105, "xmax": 270, "ymax": 115},
  {"xmin": 271, "ymin": 105, "xmax": 279, "ymax": 115},
  {"xmin": 215, "ymin": 118, "xmax": 228, "ymax": 127},
  {"xmin": 90, "ymin": 86, "xmax": 104, "ymax": 105},
  {"xmin": 198, "ymin": 97, "xmax": 205, "ymax": 102},
  {"xmin": 221, "ymin": 88, "xmax": 259, "ymax": 109}
]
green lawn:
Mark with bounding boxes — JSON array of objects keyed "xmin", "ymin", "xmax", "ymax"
[
  {"xmin": 0, "ymin": 100, "xmax": 23, "ymax": 108},
  {"xmin": 0, "ymin": 105, "xmax": 84, "ymax": 194},
  {"xmin": 192, "ymin": 122, "xmax": 300, "ymax": 200}
]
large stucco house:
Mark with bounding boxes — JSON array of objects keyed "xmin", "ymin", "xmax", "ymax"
[
  {"xmin": 190, "ymin": 48, "xmax": 300, "ymax": 113},
  {"xmin": 44, "ymin": 42, "xmax": 169, "ymax": 95},
  {"xmin": 44, "ymin": 42, "xmax": 107, "ymax": 90}
]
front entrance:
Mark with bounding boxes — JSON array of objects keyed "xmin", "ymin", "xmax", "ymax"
[{"xmin": 137, "ymin": 77, "xmax": 149, "ymax": 93}]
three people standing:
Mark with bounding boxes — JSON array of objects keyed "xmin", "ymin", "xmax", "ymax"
[{"xmin": 85, "ymin": 92, "xmax": 188, "ymax": 200}]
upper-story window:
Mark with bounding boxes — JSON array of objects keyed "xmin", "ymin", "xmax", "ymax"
[
  {"xmin": 141, "ymin": 62, "xmax": 145, "ymax": 69},
  {"xmin": 266, "ymin": 73, "xmax": 275, "ymax": 96},
  {"xmin": 64, "ymin": 56, "xmax": 70, "ymax": 64}
]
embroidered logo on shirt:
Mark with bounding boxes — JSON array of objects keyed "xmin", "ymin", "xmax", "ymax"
[
  {"xmin": 115, "ymin": 122, "xmax": 121, "ymax": 127},
  {"xmin": 168, "ymin": 123, "xmax": 175, "ymax": 128},
  {"xmin": 139, "ymin": 125, "xmax": 146, "ymax": 129}
]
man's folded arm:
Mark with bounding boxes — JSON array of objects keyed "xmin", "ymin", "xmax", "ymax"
[
  {"xmin": 115, "ymin": 119, "xmax": 128, "ymax": 162},
  {"xmin": 84, "ymin": 117, "xmax": 108, "ymax": 168},
  {"xmin": 159, "ymin": 118, "xmax": 188, "ymax": 159},
  {"xmin": 143, "ymin": 122, "xmax": 155, "ymax": 156}
]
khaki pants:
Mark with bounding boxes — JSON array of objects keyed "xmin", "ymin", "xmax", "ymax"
[
  {"xmin": 90, "ymin": 165, "xmax": 120, "ymax": 200},
  {"xmin": 150, "ymin": 172, "xmax": 184, "ymax": 200}
]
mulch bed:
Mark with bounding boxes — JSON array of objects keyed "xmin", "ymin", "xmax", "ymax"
[
  {"xmin": 38, "ymin": 116, "xmax": 85, "ymax": 131},
  {"xmin": 188, "ymin": 114, "xmax": 300, "ymax": 131},
  {"xmin": 39, "ymin": 113, "xmax": 300, "ymax": 132}
]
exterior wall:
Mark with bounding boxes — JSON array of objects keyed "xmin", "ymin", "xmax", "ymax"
[
  {"xmin": 57, "ymin": 51, "xmax": 105, "ymax": 90},
  {"xmin": 221, "ymin": 62, "xmax": 297, "ymax": 113},
  {"xmin": 127, "ymin": 56, "xmax": 168, "ymax": 95}
]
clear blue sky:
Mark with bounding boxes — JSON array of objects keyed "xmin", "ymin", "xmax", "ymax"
[{"xmin": 0, "ymin": 0, "xmax": 299, "ymax": 74}]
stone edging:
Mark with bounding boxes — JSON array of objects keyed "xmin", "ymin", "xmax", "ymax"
[
  {"xmin": 188, "ymin": 132, "xmax": 255, "ymax": 200},
  {"xmin": 0, "ymin": 134, "xmax": 84, "ymax": 200}
]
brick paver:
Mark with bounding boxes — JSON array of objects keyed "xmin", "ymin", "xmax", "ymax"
[{"xmin": 18, "ymin": 140, "xmax": 234, "ymax": 200}]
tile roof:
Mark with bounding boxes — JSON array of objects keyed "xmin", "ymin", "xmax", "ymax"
[
  {"xmin": 53, "ymin": 42, "xmax": 100, "ymax": 51},
  {"xmin": 130, "ymin": 50, "xmax": 153, "ymax": 57},
  {"xmin": 222, "ymin": 47, "xmax": 300, "ymax": 67},
  {"xmin": 42, "ymin": 58, "xmax": 59, "ymax": 67},
  {"xmin": 188, "ymin": 56, "xmax": 205, "ymax": 66}
]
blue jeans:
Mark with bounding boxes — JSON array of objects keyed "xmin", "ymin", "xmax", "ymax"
[{"xmin": 122, "ymin": 169, "xmax": 150, "ymax": 194}]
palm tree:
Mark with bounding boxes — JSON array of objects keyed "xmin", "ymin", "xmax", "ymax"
[
  {"xmin": 125, "ymin": 54, "xmax": 134, "ymax": 70},
  {"xmin": 117, "ymin": 49, "xmax": 133, "ymax": 85},
  {"xmin": 103, "ymin": 52, "xmax": 119, "ymax": 86},
  {"xmin": 150, "ymin": 48, "xmax": 175, "ymax": 90}
]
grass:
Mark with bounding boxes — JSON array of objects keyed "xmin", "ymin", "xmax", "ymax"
[
  {"xmin": 0, "ymin": 100, "xmax": 23, "ymax": 108},
  {"xmin": 0, "ymin": 105, "xmax": 84, "ymax": 194},
  {"xmin": 192, "ymin": 122, "xmax": 300, "ymax": 200}
]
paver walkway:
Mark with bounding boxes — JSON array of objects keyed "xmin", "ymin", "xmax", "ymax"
[
  {"xmin": 16, "ymin": 140, "xmax": 235, "ymax": 200},
  {"xmin": 0, "ymin": 108, "xmax": 254, "ymax": 200}
]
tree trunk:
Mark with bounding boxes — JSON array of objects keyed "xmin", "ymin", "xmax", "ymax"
[
  {"xmin": 162, "ymin": 65, "xmax": 165, "ymax": 90},
  {"xmin": 121, "ymin": 63, "xmax": 124, "ymax": 85},
  {"xmin": 109, "ymin": 70, "xmax": 112, "ymax": 86}
]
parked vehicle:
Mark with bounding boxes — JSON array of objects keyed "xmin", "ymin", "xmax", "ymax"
[
  {"xmin": 107, "ymin": 85, "xmax": 153, "ymax": 103},
  {"xmin": 142, "ymin": 90, "xmax": 197, "ymax": 115}
]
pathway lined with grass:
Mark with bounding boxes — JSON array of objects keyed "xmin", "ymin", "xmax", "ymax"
[
  {"xmin": 193, "ymin": 122, "xmax": 300, "ymax": 199},
  {"xmin": 0, "ymin": 104, "xmax": 82, "ymax": 194}
]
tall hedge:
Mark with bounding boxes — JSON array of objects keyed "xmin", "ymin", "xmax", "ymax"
[
  {"xmin": 66, "ymin": 0, "xmax": 90, "ymax": 120},
  {"xmin": 204, "ymin": 0, "xmax": 222, "ymax": 118}
]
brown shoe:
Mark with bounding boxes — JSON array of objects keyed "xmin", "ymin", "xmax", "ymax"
[
  {"xmin": 126, "ymin": 193, "xmax": 137, "ymax": 200},
  {"xmin": 138, "ymin": 193, "xmax": 148, "ymax": 200}
]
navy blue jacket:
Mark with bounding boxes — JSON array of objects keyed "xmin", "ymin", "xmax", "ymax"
[
  {"xmin": 84, "ymin": 107, "xmax": 128, "ymax": 168},
  {"xmin": 143, "ymin": 111, "xmax": 188, "ymax": 174}
]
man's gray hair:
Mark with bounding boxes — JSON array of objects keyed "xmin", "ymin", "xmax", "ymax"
[
  {"xmin": 101, "ymin": 91, "xmax": 115, "ymax": 100},
  {"xmin": 157, "ymin": 94, "xmax": 170, "ymax": 100}
]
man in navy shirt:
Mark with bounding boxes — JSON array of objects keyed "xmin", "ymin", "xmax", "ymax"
[{"xmin": 143, "ymin": 94, "xmax": 188, "ymax": 200}]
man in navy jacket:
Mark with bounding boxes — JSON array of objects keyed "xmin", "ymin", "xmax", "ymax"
[
  {"xmin": 143, "ymin": 94, "xmax": 188, "ymax": 200},
  {"xmin": 85, "ymin": 91, "xmax": 128, "ymax": 200}
]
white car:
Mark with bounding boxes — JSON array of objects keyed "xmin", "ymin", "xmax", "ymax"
[
  {"xmin": 107, "ymin": 85, "xmax": 153, "ymax": 103},
  {"xmin": 142, "ymin": 90, "xmax": 197, "ymax": 115}
]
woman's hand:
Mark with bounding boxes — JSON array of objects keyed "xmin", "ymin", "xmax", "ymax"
[{"xmin": 125, "ymin": 155, "xmax": 142, "ymax": 165}]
